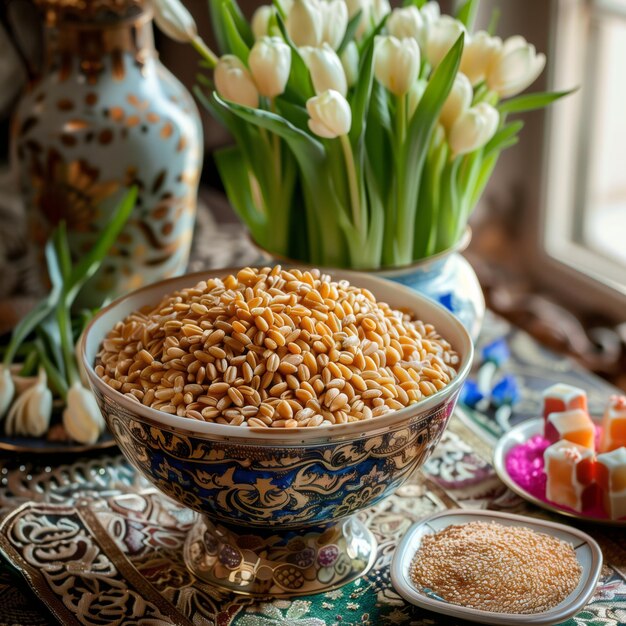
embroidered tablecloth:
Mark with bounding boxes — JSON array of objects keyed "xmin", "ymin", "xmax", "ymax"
[{"xmin": 0, "ymin": 216, "xmax": 624, "ymax": 626}]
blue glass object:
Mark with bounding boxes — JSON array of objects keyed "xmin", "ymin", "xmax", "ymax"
[
  {"xmin": 491, "ymin": 375, "xmax": 521, "ymax": 407},
  {"xmin": 481, "ymin": 338, "xmax": 511, "ymax": 367},
  {"xmin": 460, "ymin": 379, "xmax": 484, "ymax": 408}
]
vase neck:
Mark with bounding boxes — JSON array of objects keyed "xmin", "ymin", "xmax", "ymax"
[{"xmin": 42, "ymin": 11, "xmax": 156, "ymax": 81}]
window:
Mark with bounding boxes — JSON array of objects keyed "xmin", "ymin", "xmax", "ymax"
[{"xmin": 539, "ymin": 0, "xmax": 626, "ymax": 318}]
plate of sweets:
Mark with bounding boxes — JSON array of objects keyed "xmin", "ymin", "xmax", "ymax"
[{"xmin": 493, "ymin": 384, "xmax": 626, "ymax": 525}]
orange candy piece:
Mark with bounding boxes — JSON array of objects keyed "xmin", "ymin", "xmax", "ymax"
[
  {"xmin": 544, "ymin": 440, "xmax": 596, "ymax": 512},
  {"xmin": 545, "ymin": 409, "xmax": 595, "ymax": 450},
  {"xmin": 600, "ymin": 395, "xmax": 626, "ymax": 453}
]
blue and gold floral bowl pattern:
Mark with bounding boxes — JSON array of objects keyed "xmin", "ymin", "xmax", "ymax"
[{"xmin": 94, "ymin": 384, "xmax": 458, "ymax": 528}]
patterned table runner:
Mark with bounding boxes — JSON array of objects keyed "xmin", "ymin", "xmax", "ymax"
[{"xmin": 0, "ymin": 411, "xmax": 624, "ymax": 626}]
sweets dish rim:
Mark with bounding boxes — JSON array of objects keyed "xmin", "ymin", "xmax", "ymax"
[
  {"xmin": 390, "ymin": 508, "xmax": 604, "ymax": 626},
  {"xmin": 493, "ymin": 418, "xmax": 626, "ymax": 527},
  {"xmin": 80, "ymin": 266, "xmax": 473, "ymax": 446}
]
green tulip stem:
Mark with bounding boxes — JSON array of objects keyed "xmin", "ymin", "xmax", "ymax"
[
  {"xmin": 396, "ymin": 93, "xmax": 407, "ymax": 146},
  {"xmin": 192, "ymin": 36, "xmax": 218, "ymax": 69},
  {"xmin": 340, "ymin": 134, "xmax": 362, "ymax": 232},
  {"xmin": 270, "ymin": 99, "xmax": 282, "ymax": 181}
]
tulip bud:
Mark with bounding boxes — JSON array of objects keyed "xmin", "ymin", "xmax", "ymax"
[
  {"xmin": 426, "ymin": 15, "xmax": 465, "ymax": 67},
  {"xmin": 307, "ymin": 89, "xmax": 352, "ymax": 138},
  {"xmin": 341, "ymin": 41, "xmax": 359, "ymax": 88},
  {"xmin": 301, "ymin": 44, "xmax": 348, "ymax": 96},
  {"xmin": 63, "ymin": 382, "xmax": 105, "ymax": 445},
  {"xmin": 448, "ymin": 102, "xmax": 499, "ymax": 156},
  {"xmin": 4, "ymin": 369, "xmax": 52, "ymax": 437},
  {"xmin": 249, "ymin": 37, "xmax": 291, "ymax": 98},
  {"xmin": 251, "ymin": 5, "xmax": 274, "ymax": 40},
  {"xmin": 420, "ymin": 1, "xmax": 440, "ymax": 29},
  {"xmin": 215, "ymin": 55, "xmax": 259, "ymax": 108},
  {"xmin": 460, "ymin": 31, "xmax": 502, "ymax": 85},
  {"xmin": 372, "ymin": 0, "xmax": 391, "ymax": 24},
  {"xmin": 286, "ymin": 0, "xmax": 323, "ymax": 47},
  {"xmin": 0, "ymin": 364, "xmax": 14, "ymax": 419},
  {"xmin": 487, "ymin": 35, "xmax": 546, "ymax": 98},
  {"xmin": 374, "ymin": 36, "xmax": 420, "ymax": 97},
  {"xmin": 152, "ymin": 0, "xmax": 198, "ymax": 43},
  {"xmin": 320, "ymin": 0, "xmax": 348, "ymax": 50},
  {"xmin": 439, "ymin": 72, "xmax": 472, "ymax": 130},
  {"xmin": 387, "ymin": 7, "xmax": 424, "ymax": 44}
]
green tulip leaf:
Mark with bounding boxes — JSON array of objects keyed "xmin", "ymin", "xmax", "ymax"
[
  {"xmin": 349, "ymin": 33, "xmax": 376, "ymax": 145},
  {"xmin": 221, "ymin": 4, "xmax": 250, "ymax": 63},
  {"xmin": 3, "ymin": 238, "xmax": 63, "ymax": 366},
  {"xmin": 64, "ymin": 186, "xmax": 137, "ymax": 307},
  {"xmin": 208, "ymin": 0, "xmax": 229, "ymax": 54},
  {"xmin": 456, "ymin": 0, "xmax": 480, "ymax": 30},
  {"xmin": 276, "ymin": 15, "xmax": 315, "ymax": 102},
  {"xmin": 484, "ymin": 119, "xmax": 523, "ymax": 154},
  {"xmin": 397, "ymin": 34, "xmax": 464, "ymax": 262},
  {"xmin": 498, "ymin": 88, "xmax": 577, "ymax": 114},
  {"xmin": 223, "ymin": 0, "xmax": 254, "ymax": 47}
]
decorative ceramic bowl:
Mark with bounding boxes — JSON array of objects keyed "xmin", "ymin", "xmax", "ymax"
[{"xmin": 80, "ymin": 268, "xmax": 473, "ymax": 597}]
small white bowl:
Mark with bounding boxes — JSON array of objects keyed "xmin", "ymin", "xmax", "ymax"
[{"xmin": 390, "ymin": 509, "xmax": 603, "ymax": 626}]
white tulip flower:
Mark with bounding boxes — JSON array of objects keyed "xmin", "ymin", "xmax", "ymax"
[
  {"xmin": 215, "ymin": 55, "xmax": 259, "ymax": 108},
  {"xmin": 449, "ymin": 102, "xmax": 499, "ymax": 156},
  {"xmin": 372, "ymin": 0, "xmax": 391, "ymax": 24},
  {"xmin": 0, "ymin": 364, "xmax": 14, "ymax": 420},
  {"xmin": 320, "ymin": 0, "xmax": 348, "ymax": 49},
  {"xmin": 341, "ymin": 41, "xmax": 359, "ymax": 88},
  {"xmin": 301, "ymin": 44, "xmax": 348, "ymax": 96},
  {"xmin": 487, "ymin": 35, "xmax": 546, "ymax": 98},
  {"xmin": 63, "ymin": 382, "xmax": 105, "ymax": 445},
  {"xmin": 426, "ymin": 15, "xmax": 465, "ymax": 67},
  {"xmin": 152, "ymin": 0, "xmax": 198, "ymax": 43},
  {"xmin": 249, "ymin": 37, "xmax": 291, "ymax": 98},
  {"xmin": 307, "ymin": 89, "xmax": 352, "ymax": 138},
  {"xmin": 460, "ymin": 31, "xmax": 502, "ymax": 85},
  {"xmin": 439, "ymin": 72, "xmax": 472, "ymax": 130},
  {"xmin": 374, "ymin": 36, "xmax": 420, "ymax": 97},
  {"xmin": 286, "ymin": 0, "xmax": 323, "ymax": 47},
  {"xmin": 4, "ymin": 369, "xmax": 52, "ymax": 437},
  {"xmin": 251, "ymin": 5, "xmax": 274, "ymax": 39},
  {"xmin": 387, "ymin": 7, "xmax": 424, "ymax": 44},
  {"xmin": 420, "ymin": 1, "xmax": 440, "ymax": 30}
]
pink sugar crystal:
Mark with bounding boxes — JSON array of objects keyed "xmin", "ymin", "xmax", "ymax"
[{"xmin": 506, "ymin": 435, "xmax": 549, "ymax": 499}]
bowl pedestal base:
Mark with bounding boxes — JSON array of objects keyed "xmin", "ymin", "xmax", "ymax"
[{"xmin": 183, "ymin": 514, "xmax": 377, "ymax": 597}]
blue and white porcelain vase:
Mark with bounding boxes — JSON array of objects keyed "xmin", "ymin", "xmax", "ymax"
[
  {"xmin": 12, "ymin": 0, "xmax": 203, "ymax": 307},
  {"xmin": 374, "ymin": 229, "xmax": 485, "ymax": 341}
]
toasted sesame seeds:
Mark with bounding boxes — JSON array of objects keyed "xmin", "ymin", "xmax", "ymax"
[
  {"xmin": 95, "ymin": 266, "xmax": 458, "ymax": 427},
  {"xmin": 410, "ymin": 521, "xmax": 582, "ymax": 614}
]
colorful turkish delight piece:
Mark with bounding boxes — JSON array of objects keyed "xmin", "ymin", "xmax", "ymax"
[
  {"xmin": 545, "ymin": 409, "xmax": 595, "ymax": 450},
  {"xmin": 544, "ymin": 440, "xmax": 596, "ymax": 512},
  {"xmin": 542, "ymin": 384, "xmax": 588, "ymax": 420},
  {"xmin": 600, "ymin": 395, "xmax": 626, "ymax": 453},
  {"xmin": 596, "ymin": 447, "xmax": 626, "ymax": 520}
]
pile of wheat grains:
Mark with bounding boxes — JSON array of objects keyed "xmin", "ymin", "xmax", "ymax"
[
  {"xmin": 410, "ymin": 521, "xmax": 582, "ymax": 614},
  {"xmin": 95, "ymin": 266, "xmax": 458, "ymax": 428}
]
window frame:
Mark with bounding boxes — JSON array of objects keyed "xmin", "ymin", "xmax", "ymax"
[{"xmin": 531, "ymin": 0, "xmax": 626, "ymax": 321}]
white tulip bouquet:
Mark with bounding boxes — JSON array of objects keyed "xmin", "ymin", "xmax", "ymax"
[{"xmin": 154, "ymin": 0, "xmax": 570, "ymax": 269}]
